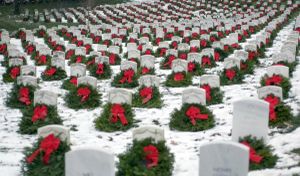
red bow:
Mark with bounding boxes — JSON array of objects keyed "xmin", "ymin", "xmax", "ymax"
[
  {"xmin": 138, "ymin": 45, "xmax": 143, "ymax": 51},
  {"xmin": 110, "ymin": 104, "xmax": 128, "ymax": 125},
  {"xmin": 160, "ymin": 48, "xmax": 167, "ymax": 56},
  {"xmin": 238, "ymin": 35, "xmax": 243, "ymax": 41},
  {"xmin": 26, "ymin": 45, "xmax": 35, "ymax": 54},
  {"xmin": 163, "ymin": 55, "xmax": 176, "ymax": 67},
  {"xmin": 109, "ymin": 54, "xmax": 116, "ymax": 64},
  {"xmin": 190, "ymin": 47, "xmax": 198, "ymax": 52},
  {"xmin": 32, "ymin": 105, "xmax": 48, "ymax": 122},
  {"xmin": 265, "ymin": 75, "xmax": 283, "ymax": 85},
  {"xmin": 224, "ymin": 45, "xmax": 229, "ymax": 52},
  {"xmin": 200, "ymin": 40, "xmax": 207, "ymax": 47},
  {"xmin": 94, "ymin": 36, "xmax": 101, "ymax": 43},
  {"xmin": 140, "ymin": 87, "xmax": 153, "ymax": 104},
  {"xmin": 129, "ymin": 38, "xmax": 136, "ymax": 43},
  {"xmin": 145, "ymin": 50, "xmax": 152, "ymax": 55},
  {"xmin": 202, "ymin": 56, "xmax": 211, "ymax": 66},
  {"xmin": 85, "ymin": 44, "xmax": 91, "ymax": 54},
  {"xmin": 38, "ymin": 55, "xmax": 47, "ymax": 64},
  {"xmin": 0, "ymin": 43, "xmax": 7, "ymax": 53},
  {"xmin": 165, "ymin": 33, "xmax": 174, "ymax": 39},
  {"xmin": 173, "ymin": 72, "xmax": 184, "ymax": 81},
  {"xmin": 119, "ymin": 69, "xmax": 135, "ymax": 84},
  {"xmin": 225, "ymin": 69, "xmax": 236, "ymax": 80},
  {"xmin": 210, "ymin": 36, "xmax": 216, "ymax": 42},
  {"xmin": 10, "ymin": 67, "xmax": 20, "ymax": 79},
  {"xmin": 231, "ymin": 43, "xmax": 239, "ymax": 48},
  {"xmin": 26, "ymin": 134, "xmax": 60, "ymax": 165},
  {"xmin": 214, "ymin": 51, "xmax": 220, "ymax": 61},
  {"xmin": 66, "ymin": 50, "xmax": 74, "ymax": 60},
  {"xmin": 77, "ymin": 40, "xmax": 83, "ymax": 46},
  {"xmin": 155, "ymin": 38, "xmax": 161, "ymax": 45},
  {"xmin": 248, "ymin": 51, "xmax": 256, "ymax": 60},
  {"xmin": 184, "ymin": 37, "xmax": 190, "ymax": 43},
  {"xmin": 264, "ymin": 95, "xmax": 280, "ymax": 121},
  {"xmin": 86, "ymin": 58, "xmax": 95, "ymax": 66},
  {"xmin": 201, "ymin": 84, "xmax": 212, "ymax": 101},
  {"xmin": 19, "ymin": 87, "xmax": 31, "ymax": 105},
  {"xmin": 192, "ymin": 33, "xmax": 199, "ymax": 38},
  {"xmin": 76, "ymin": 56, "xmax": 83, "ymax": 63},
  {"xmin": 243, "ymin": 30, "xmax": 249, "ymax": 37},
  {"xmin": 179, "ymin": 53, "xmax": 187, "ymax": 60},
  {"xmin": 218, "ymin": 31, "xmax": 224, "ymax": 38},
  {"xmin": 241, "ymin": 141, "xmax": 263, "ymax": 164},
  {"xmin": 142, "ymin": 67, "xmax": 150, "ymax": 74},
  {"xmin": 103, "ymin": 40, "xmax": 110, "ymax": 46},
  {"xmin": 77, "ymin": 87, "xmax": 91, "ymax": 102},
  {"xmin": 96, "ymin": 63, "xmax": 104, "ymax": 75},
  {"xmin": 55, "ymin": 45, "xmax": 63, "ymax": 51},
  {"xmin": 171, "ymin": 41, "xmax": 178, "ymax": 49},
  {"xmin": 188, "ymin": 62, "xmax": 196, "ymax": 72},
  {"xmin": 186, "ymin": 106, "xmax": 208, "ymax": 125},
  {"xmin": 69, "ymin": 77, "xmax": 77, "ymax": 86},
  {"xmin": 45, "ymin": 67, "xmax": 57, "ymax": 76},
  {"xmin": 144, "ymin": 145, "xmax": 159, "ymax": 168}
]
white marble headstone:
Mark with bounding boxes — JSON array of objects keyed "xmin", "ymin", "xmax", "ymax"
[
  {"xmin": 77, "ymin": 76, "xmax": 97, "ymax": 89},
  {"xmin": 38, "ymin": 125, "xmax": 70, "ymax": 144},
  {"xmin": 17, "ymin": 75, "xmax": 38, "ymax": 87},
  {"xmin": 120, "ymin": 61, "xmax": 137, "ymax": 73},
  {"xmin": 133, "ymin": 126, "xmax": 164, "ymax": 142},
  {"xmin": 138, "ymin": 75, "xmax": 160, "ymax": 87},
  {"xmin": 258, "ymin": 86, "xmax": 283, "ymax": 100},
  {"xmin": 34, "ymin": 90, "xmax": 57, "ymax": 106},
  {"xmin": 70, "ymin": 63, "xmax": 86, "ymax": 77},
  {"xmin": 172, "ymin": 59, "xmax": 188, "ymax": 73},
  {"xmin": 182, "ymin": 87, "xmax": 206, "ymax": 105},
  {"xmin": 200, "ymin": 75, "xmax": 220, "ymax": 88},
  {"xmin": 266, "ymin": 65, "xmax": 289, "ymax": 78},
  {"xmin": 108, "ymin": 88, "xmax": 132, "ymax": 105}
]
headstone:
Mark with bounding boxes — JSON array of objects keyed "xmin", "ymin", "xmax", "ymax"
[
  {"xmin": 128, "ymin": 50, "xmax": 140, "ymax": 59},
  {"xmin": 8, "ymin": 58, "xmax": 23, "ymax": 67},
  {"xmin": 200, "ymin": 75, "xmax": 220, "ymax": 88},
  {"xmin": 95, "ymin": 56, "xmax": 109, "ymax": 64},
  {"xmin": 51, "ymin": 57, "xmax": 65, "ymax": 70},
  {"xmin": 120, "ymin": 61, "xmax": 137, "ymax": 73},
  {"xmin": 266, "ymin": 65, "xmax": 289, "ymax": 78},
  {"xmin": 38, "ymin": 125, "xmax": 70, "ymax": 144},
  {"xmin": 53, "ymin": 51, "xmax": 65, "ymax": 60},
  {"xmin": 108, "ymin": 88, "xmax": 132, "ymax": 105},
  {"xmin": 133, "ymin": 126, "xmax": 165, "ymax": 142},
  {"xmin": 172, "ymin": 59, "xmax": 188, "ymax": 73},
  {"xmin": 232, "ymin": 98, "xmax": 269, "ymax": 142},
  {"xmin": 75, "ymin": 47, "xmax": 86, "ymax": 56},
  {"xmin": 34, "ymin": 90, "xmax": 57, "ymax": 106},
  {"xmin": 234, "ymin": 50, "xmax": 248, "ymax": 61},
  {"xmin": 17, "ymin": 75, "xmax": 37, "ymax": 87},
  {"xmin": 138, "ymin": 75, "xmax": 160, "ymax": 87},
  {"xmin": 65, "ymin": 148, "xmax": 115, "ymax": 176},
  {"xmin": 182, "ymin": 87, "xmax": 206, "ymax": 105},
  {"xmin": 223, "ymin": 57, "xmax": 240, "ymax": 69},
  {"xmin": 70, "ymin": 63, "xmax": 86, "ymax": 77},
  {"xmin": 140, "ymin": 55, "xmax": 155, "ymax": 69},
  {"xmin": 258, "ymin": 86, "xmax": 283, "ymax": 100},
  {"xmin": 199, "ymin": 141, "xmax": 249, "ymax": 176},
  {"xmin": 77, "ymin": 76, "xmax": 97, "ymax": 89},
  {"xmin": 21, "ymin": 65, "xmax": 36, "ymax": 76},
  {"xmin": 188, "ymin": 53, "xmax": 202, "ymax": 64}
]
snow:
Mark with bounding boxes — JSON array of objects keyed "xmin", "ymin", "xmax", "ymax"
[{"xmin": 0, "ymin": 17, "xmax": 300, "ymax": 176}]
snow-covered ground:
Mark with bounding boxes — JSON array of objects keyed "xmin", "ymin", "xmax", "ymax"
[{"xmin": 0, "ymin": 20, "xmax": 300, "ymax": 176}]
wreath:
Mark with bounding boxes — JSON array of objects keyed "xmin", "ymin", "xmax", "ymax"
[
  {"xmin": 169, "ymin": 103, "xmax": 215, "ymax": 131},
  {"xmin": 6, "ymin": 83, "xmax": 36, "ymax": 109},
  {"xmin": 89, "ymin": 62, "xmax": 112, "ymax": 80},
  {"xmin": 111, "ymin": 69, "xmax": 139, "ymax": 88},
  {"xmin": 21, "ymin": 134, "xmax": 70, "ymax": 176},
  {"xmin": 200, "ymin": 84, "xmax": 224, "ymax": 105},
  {"xmin": 160, "ymin": 55, "xmax": 176, "ymax": 69},
  {"xmin": 41, "ymin": 66, "xmax": 67, "ymax": 81},
  {"xmin": 117, "ymin": 138, "xmax": 174, "ymax": 176},
  {"xmin": 94, "ymin": 103, "xmax": 135, "ymax": 132},
  {"xmin": 239, "ymin": 136, "xmax": 278, "ymax": 171},
  {"xmin": 260, "ymin": 74, "xmax": 291, "ymax": 99},
  {"xmin": 155, "ymin": 48, "xmax": 167, "ymax": 57},
  {"xmin": 61, "ymin": 76, "xmax": 78, "ymax": 90},
  {"xmin": 2, "ymin": 66, "xmax": 21, "ymax": 83},
  {"xmin": 31, "ymin": 53, "xmax": 51, "ymax": 66},
  {"xmin": 220, "ymin": 66, "xmax": 244, "ymax": 85},
  {"xmin": 165, "ymin": 72, "xmax": 192, "ymax": 87},
  {"xmin": 19, "ymin": 104, "xmax": 62, "ymax": 134},
  {"xmin": 65, "ymin": 84, "xmax": 101, "ymax": 110},
  {"xmin": 138, "ymin": 67, "xmax": 155, "ymax": 75},
  {"xmin": 214, "ymin": 48, "xmax": 229, "ymax": 61},
  {"xmin": 201, "ymin": 55, "xmax": 216, "ymax": 68},
  {"xmin": 187, "ymin": 61, "xmax": 204, "ymax": 76},
  {"xmin": 65, "ymin": 50, "xmax": 75, "ymax": 60},
  {"xmin": 105, "ymin": 52, "xmax": 121, "ymax": 65},
  {"xmin": 240, "ymin": 59, "xmax": 256, "ymax": 75},
  {"xmin": 68, "ymin": 55, "xmax": 87, "ymax": 65},
  {"xmin": 132, "ymin": 86, "xmax": 163, "ymax": 108}
]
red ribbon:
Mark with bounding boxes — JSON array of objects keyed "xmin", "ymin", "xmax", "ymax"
[
  {"xmin": 110, "ymin": 104, "xmax": 128, "ymax": 125},
  {"xmin": 160, "ymin": 48, "xmax": 167, "ymax": 56},
  {"xmin": 119, "ymin": 69, "xmax": 135, "ymax": 84},
  {"xmin": 202, "ymin": 56, "xmax": 211, "ymax": 66},
  {"xmin": 179, "ymin": 53, "xmax": 187, "ymax": 60},
  {"xmin": 140, "ymin": 87, "xmax": 153, "ymax": 104},
  {"xmin": 138, "ymin": 45, "xmax": 143, "ymax": 51},
  {"xmin": 173, "ymin": 72, "xmax": 184, "ymax": 81},
  {"xmin": 200, "ymin": 40, "xmax": 207, "ymax": 47},
  {"xmin": 0, "ymin": 43, "xmax": 7, "ymax": 53},
  {"xmin": 109, "ymin": 54, "xmax": 116, "ymax": 64},
  {"xmin": 75, "ymin": 56, "xmax": 83, "ymax": 63},
  {"xmin": 38, "ymin": 55, "xmax": 47, "ymax": 64},
  {"xmin": 145, "ymin": 50, "xmax": 152, "ymax": 55},
  {"xmin": 241, "ymin": 141, "xmax": 263, "ymax": 164},
  {"xmin": 26, "ymin": 134, "xmax": 60, "ymax": 165},
  {"xmin": 163, "ymin": 55, "xmax": 176, "ymax": 67},
  {"xmin": 144, "ymin": 145, "xmax": 159, "ymax": 168},
  {"xmin": 26, "ymin": 45, "xmax": 35, "ymax": 54},
  {"xmin": 32, "ymin": 105, "xmax": 48, "ymax": 122},
  {"xmin": 264, "ymin": 95, "xmax": 280, "ymax": 121},
  {"xmin": 55, "ymin": 45, "xmax": 63, "ymax": 51},
  {"xmin": 201, "ymin": 84, "xmax": 212, "ymax": 101},
  {"xmin": 19, "ymin": 87, "xmax": 31, "ymax": 105},
  {"xmin": 77, "ymin": 87, "xmax": 91, "ymax": 102},
  {"xmin": 192, "ymin": 33, "xmax": 199, "ymax": 38},
  {"xmin": 85, "ymin": 44, "xmax": 91, "ymax": 54},
  {"xmin": 186, "ymin": 106, "xmax": 208, "ymax": 125},
  {"xmin": 231, "ymin": 43, "xmax": 239, "ymax": 48},
  {"xmin": 45, "ymin": 67, "xmax": 57, "ymax": 76},
  {"xmin": 142, "ymin": 67, "xmax": 150, "ymax": 74},
  {"xmin": 248, "ymin": 51, "xmax": 256, "ymax": 60},
  {"xmin": 69, "ymin": 77, "xmax": 77, "ymax": 86},
  {"xmin": 265, "ymin": 75, "xmax": 283, "ymax": 85},
  {"xmin": 190, "ymin": 47, "xmax": 198, "ymax": 53},
  {"xmin": 224, "ymin": 45, "xmax": 229, "ymax": 52},
  {"xmin": 66, "ymin": 50, "xmax": 74, "ymax": 60},
  {"xmin": 10, "ymin": 67, "xmax": 20, "ymax": 79},
  {"xmin": 171, "ymin": 41, "xmax": 178, "ymax": 49},
  {"xmin": 214, "ymin": 51, "xmax": 220, "ymax": 61},
  {"xmin": 155, "ymin": 38, "xmax": 161, "ymax": 45},
  {"xmin": 96, "ymin": 63, "xmax": 104, "ymax": 75},
  {"xmin": 225, "ymin": 69, "xmax": 236, "ymax": 80},
  {"xmin": 210, "ymin": 36, "xmax": 216, "ymax": 42},
  {"xmin": 238, "ymin": 34, "xmax": 243, "ymax": 41},
  {"xmin": 188, "ymin": 62, "xmax": 196, "ymax": 72}
]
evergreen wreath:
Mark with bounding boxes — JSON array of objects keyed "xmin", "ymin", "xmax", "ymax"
[
  {"xmin": 111, "ymin": 69, "xmax": 139, "ymax": 88},
  {"xmin": 2, "ymin": 66, "xmax": 21, "ymax": 83},
  {"xmin": 165, "ymin": 72, "xmax": 192, "ymax": 87},
  {"xmin": 68, "ymin": 55, "xmax": 87, "ymax": 65},
  {"xmin": 6, "ymin": 83, "xmax": 36, "ymax": 109},
  {"xmin": 41, "ymin": 66, "xmax": 67, "ymax": 81},
  {"xmin": 220, "ymin": 66, "xmax": 244, "ymax": 85},
  {"xmin": 132, "ymin": 86, "xmax": 163, "ymax": 108},
  {"xmin": 94, "ymin": 103, "xmax": 135, "ymax": 132},
  {"xmin": 169, "ymin": 103, "xmax": 215, "ymax": 131},
  {"xmin": 89, "ymin": 62, "xmax": 112, "ymax": 80},
  {"xmin": 117, "ymin": 138, "xmax": 174, "ymax": 176},
  {"xmin": 200, "ymin": 84, "xmax": 224, "ymax": 105},
  {"xmin": 260, "ymin": 74, "xmax": 291, "ymax": 99},
  {"xmin": 61, "ymin": 77, "xmax": 78, "ymax": 91}
]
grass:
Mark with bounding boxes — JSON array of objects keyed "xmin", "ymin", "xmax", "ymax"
[{"xmin": 0, "ymin": 0, "xmax": 130, "ymax": 32}]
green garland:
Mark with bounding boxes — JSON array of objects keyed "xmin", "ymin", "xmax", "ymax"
[
  {"xmin": 61, "ymin": 78, "xmax": 76, "ymax": 91},
  {"xmin": 165, "ymin": 72, "xmax": 192, "ymax": 87},
  {"xmin": 21, "ymin": 137, "xmax": 70, "ymax": 176},
  {"xmin": 65, "ymin": 85, "xmax": 101, "ymax": 110},
  {"xmin": 220, "ymin": 66, "xmax": 244, "ymax": 85},
  {"xmin": 6, "ymin": 83, "xmax": 36, "ymax": 110},
  {"xmin": 117, "ymin": 138, "xmax": 174, "ymax": 176},
  {"xmin": 132, "ymin": 86, "xmax": 163, "ymax": 108},
  {"xmin": 89, "ymin": 63, "xmax": 112, "ymax": 80},
  {"xmin": 201, "ymin": 86, "xmax": 224, "ymax": 105},
  {"xmin": 41, "ymin": 67, "xmax": 67, "ymax": 81},
  {"xmin": 239, "ymin": 136, "xmax": 278, "ymax": 171},
  {"xmin": 94, "ymin": 103, "xmax": 135, "ymax": 132},
  {"xmin": 111, "ymin": 71, "xmax": 139, "ymax": 88},
  {"xmin": 19, "ymin": 104, "xmax": 62, "ymax": 134},
  {"xmin": 169, "ymin": 103, "xmax": 215, "ymax": 131},
  {"xmin": 260, "ymin": 75, "xmax": 291, "ymax": 99}
]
